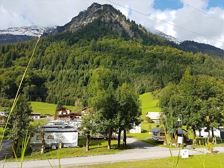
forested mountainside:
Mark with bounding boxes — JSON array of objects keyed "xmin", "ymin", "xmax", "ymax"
[
  {"xmin": 1, "ymin": 3, "xmax": 224, "ymax": 106},
  {"xmin": 179, "ymin": 41, "xmax": 224, "ymax": 58},
  {"xmin": 0, "ymin": 34, "xmax": 33, "ymax": 44}
]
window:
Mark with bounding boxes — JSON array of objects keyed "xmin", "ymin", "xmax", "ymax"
[
  {"xmin": 36, "ymin": 135, "xmax": 42, "ymax": 140},
  {"xmin": 47, "ymin": 135, "xmax": 54, "ymax": 140}
]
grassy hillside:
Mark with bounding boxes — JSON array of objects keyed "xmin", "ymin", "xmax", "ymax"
[
  {"xmin": 30, "ymin": 101, "xmax": 79, "ymax": 115},
  {"xmin": 140, "ymin": 92, "xmax": 161, "ymax": 115},
  {"xmin": 128, "ymin": 92, "xmax": 161, "ymax": 142}
]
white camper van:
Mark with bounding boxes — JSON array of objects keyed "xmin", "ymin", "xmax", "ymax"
[{"xmin": 30, "ymin": 121, "xmax": 78, "ymax": 150}]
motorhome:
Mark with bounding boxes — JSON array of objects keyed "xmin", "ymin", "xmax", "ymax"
[
  {"xmin": 30, "ymin": 120, "xmax": 78, "ymax": 151},
  {"xmin": 151, "ymin": 127, "xmax": 165, "ymax": 142}
]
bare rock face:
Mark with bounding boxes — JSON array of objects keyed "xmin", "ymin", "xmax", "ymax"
[{"xmin": 56, "ymin": 3, "xmax": 146, "ymax": 38}]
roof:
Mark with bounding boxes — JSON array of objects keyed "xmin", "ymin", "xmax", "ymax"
[
  {"xmin": 31, "ymin": 113, "xmax": 41, "ymax": 115},
  {"xmin": 146, "ymin": 112, "xmax": 162, "ymax": 120}
]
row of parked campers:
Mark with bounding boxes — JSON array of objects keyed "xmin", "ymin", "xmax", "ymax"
[{"xmin": 30, "ymin": 121, "xmax": 79, "ymax": 151}]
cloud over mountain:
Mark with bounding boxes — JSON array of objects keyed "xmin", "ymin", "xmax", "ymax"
[{"xmin": 0, "ymin": 0, "xmax": 224, "ymax": 48}]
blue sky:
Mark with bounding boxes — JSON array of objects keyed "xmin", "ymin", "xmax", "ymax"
[
  {"xmin": 154, "ymin": 0, "xmax": 224, "ymax": 10},
  {"xmin": 208, "ymin": 0, "xmax": 224, "ymax": 8},
  {"xmin": 154, "ymin": 0, "xmax": 183, "ymax": 10}
]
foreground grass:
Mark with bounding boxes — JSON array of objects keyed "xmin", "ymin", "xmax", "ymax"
[
  {"xmin": 81, "ymin": 153, "xmax": 224, "ymax": 168},
  {"xmin": 0, "ymin": 106, "xmax": 5, "ymax": 111},
  {"xmin": 30, "ymin": 101, "xmax": 79, "ymax": 115},
  {"xmin": 0, "ymin": 127, "xmax": 4, "ymax": 140}
]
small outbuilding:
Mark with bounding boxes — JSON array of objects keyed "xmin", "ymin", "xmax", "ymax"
[
  {"xmin": 146, "ymin": 112, "xmax": 162, "ymax": 124},
  {"xmin": 30, "ymin": 113, "xmax": 41, "ymax": 120}
]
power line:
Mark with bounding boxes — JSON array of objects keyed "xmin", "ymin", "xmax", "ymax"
[
  {"xmin": 184, "ymin": 2, "xmax": 222, "ymax": 21},
  {"xmin": 103, "ymin": 0, "xmax": 224, "ymax": 44}
]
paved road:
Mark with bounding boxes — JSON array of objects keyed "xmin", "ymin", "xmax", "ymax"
[{"xmin": 1, "ymin": 138, "xmax": 224, "ymax": 168}]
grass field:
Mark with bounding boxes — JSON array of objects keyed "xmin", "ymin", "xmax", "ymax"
[
  {"xmin": 128, "ymin": 92, "xmax": 161, "ymax": 143},
  {"xmin": 139, "ymin": 92, "xmax": 161, "ymax": 115},
  {"xmin": 30, "ymin": 101, "xmax": 79, "ymax": 115},
  {"xmin": 14, "ymin": 138, "xmax": 128, "ymax": 161},
  {"xmin": 82, "ymin": 153, "xmax": 224, "ymax": 168}
]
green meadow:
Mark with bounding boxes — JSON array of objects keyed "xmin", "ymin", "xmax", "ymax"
[
  {"xmin": 30, "ymin": 101, "xmax": 79, "ymax": 115},
  {"xmin": 128, "ymin": 92, "xmax": 161, "ymax": 143}
]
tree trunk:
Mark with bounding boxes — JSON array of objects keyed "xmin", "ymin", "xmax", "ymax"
[
  {"xmin": 193, "ymin": 128, "xmax": 197, "ymax": 145},
  {"xmin": 193, "ymin": 129, "xmax": 196, "ymax": 138},
  {"xmin": 211, "ymin": 127, "xmax": 214, "ymax": 138},
  {"xmin": 117, "ymin": 128, "xmax": 121, "ymax": 148},
  {"xmin": 86, "ymin": 134, "xmax": 90, "ymax": 151},
  {"xmin": 108, "ymin": 128, "xmax": 112, "ymax": 149},
  {"xmin": 123, "ymin": 129, "xmax": 127, "ymax": 146},
  {"xmin": 199, "ymin": 129, "xmax": 202, "ymax": 137},
  {"xmin": 207, "ymin": 126, "xmax": 211, "ymax": 138}
]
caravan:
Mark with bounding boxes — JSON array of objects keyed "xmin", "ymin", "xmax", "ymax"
[{"xmin": 30, "ymin": 120, "xmax": 78, "ymax": 151}]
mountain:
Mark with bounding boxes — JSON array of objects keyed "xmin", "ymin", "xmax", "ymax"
[
  {"xmin": 1, "ymin": 3, "xmax": 223, "ymax": 58},
  {"xmin": 1, "ymin": 3, "xmax": 224, "ymax": 105},
  {"xmin": 179, "ymin": 41, "xmax": 224, "ymax": 58},
  {"xmin": 0, "ymin": 34, "xmax": 33, "ymax": 44},
  {"xmin": 53, "ymin": 3, "xmax": 173, "ymax": 46},
  {"xmin": 0, "ymin": 26, "xmax": 54, "ymax": 44},
  {"xmin": 151, "ymin": 29, "xmax": 180, "ymax": 44},
  {"xmin": 52, "ymin": 3, "xmax": 224, "ymax": 58}
]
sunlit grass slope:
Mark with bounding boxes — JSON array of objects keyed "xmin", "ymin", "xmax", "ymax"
[
  {"xmin": 139, "ymin": 92, "xmax": 161, "ymax": 116},
  {"xmin": 30, "ymin": 101, "xmax": 79, "ymax": 115}
]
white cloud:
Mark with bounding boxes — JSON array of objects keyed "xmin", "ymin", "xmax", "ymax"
[{"xmin": 0, "ymin": 0, "xmax": 224, "ymax": 49}]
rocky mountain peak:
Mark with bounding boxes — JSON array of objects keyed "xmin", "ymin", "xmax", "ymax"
[{"xmin": 56, "ymin": 3, "xmax": 132, "ymax": 35}]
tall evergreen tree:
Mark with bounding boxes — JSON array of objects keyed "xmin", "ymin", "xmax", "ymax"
[{"xmin": 6, "ymin": 95, "xmax": 32, "ymax": 156}]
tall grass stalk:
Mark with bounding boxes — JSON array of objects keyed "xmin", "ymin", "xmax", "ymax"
[
  {"xmin": 20, "ymin": 131, "xmax": 30, "ymax": 168},
  {"xmin": 0, "ymin": 37, "xmax": 41, "ymax": 150},
  {"xmin": 57, "ymin": 147, "xmax": 62, "ymax": 168},
  {"xmin": 0, "ymin": 37, "xmax": 40, "ymax": 168},
  {"xmin": 161, "ymin": 116, "xmax": 176, "ymax": 168}
]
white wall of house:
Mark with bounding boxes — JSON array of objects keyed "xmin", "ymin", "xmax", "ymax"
[{"xmin": 129, "ymin": 125, "xmax": 141, "ymax": 133}]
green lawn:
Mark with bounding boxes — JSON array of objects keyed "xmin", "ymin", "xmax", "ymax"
[
  {"xmin": 14, "ymin": 138, "xmax": 129, "ymax": 161},
  {"xmin": 81, "ymin": 153, "xmax": 224, "ymax": 168},
  {"xmin": 139, "ymin": 92, "xmax": 161, "ymax": 115},
  {"xmin": 128, "ymin": 93, "xmax": 161, "ymax": 142},
  {"xmin": 30, "ymin": 101, "xmax": 79, "ymax": 115}
]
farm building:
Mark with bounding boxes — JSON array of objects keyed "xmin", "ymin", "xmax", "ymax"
[
  {"xmin": 146, "ymin": 112, "xmax": 162, "ymax": 124},
  {"xmin": 56, "ymin": 107, "xmax": 82, "ymax": 121}
]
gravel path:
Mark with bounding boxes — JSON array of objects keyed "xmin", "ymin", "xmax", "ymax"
[{"xmin": 1, "ymin": 138, "xmax": 224, "ymax": 168}]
